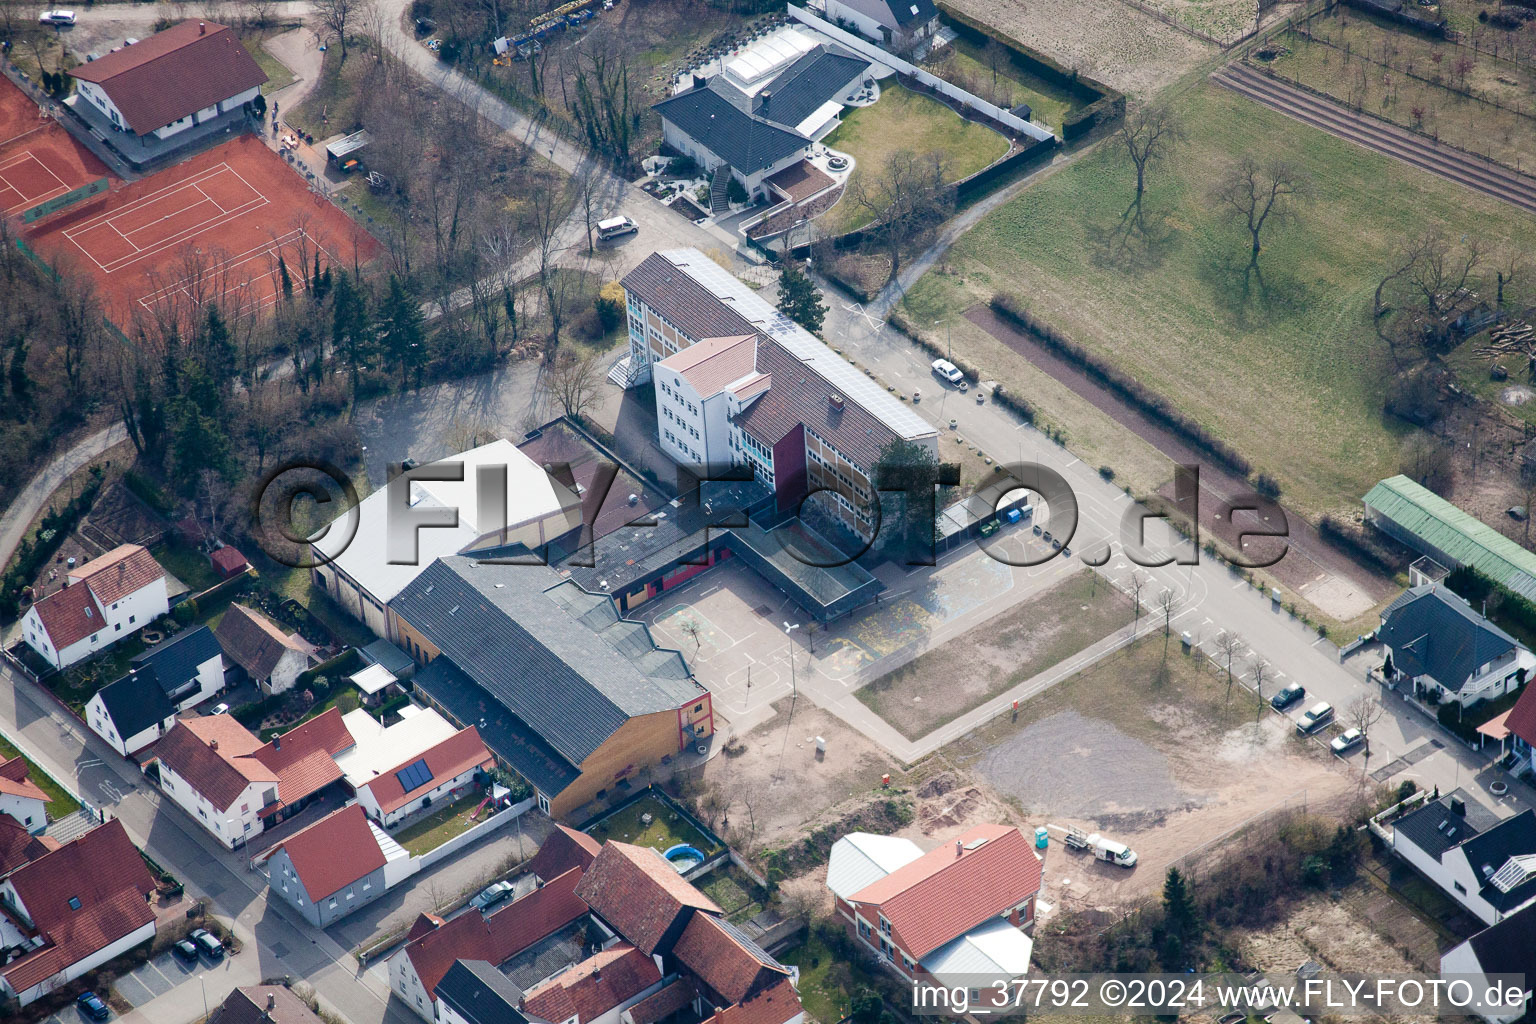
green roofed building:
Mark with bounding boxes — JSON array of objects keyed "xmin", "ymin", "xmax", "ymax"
[{"xmin": 1364, "ymin": 475, "xmax": 1536, "ymax": 602}]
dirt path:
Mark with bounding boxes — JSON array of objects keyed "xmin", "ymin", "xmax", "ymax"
[{"xmin": 965, "ymin": 304, "xmax": 1396, "ymax": 620}]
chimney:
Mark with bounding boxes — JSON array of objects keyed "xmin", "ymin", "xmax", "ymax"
[
  {"xmin": 210, "ymin": 739, "xmax": 219, "ymax": 751},
  {"xmin": 692, "ymin": 73, "xmax": 707, "ymax": 90},
  {"xmin": 199, "ymin": 21, "xmax": 206, "ymax": 33},
  {"xmin": 593, "ymin": 966, "xmax": 602, "ymax": 981},
  {"xmin": 760, "ymin": 89, "xmax": 771, "ymax": 111},
  {"xmin": 1451, "ymin": 796, "xmax": 1466, "ymax": 817},
  {"xmin": 828, "ymin": 393, "xmax": 844, "ymax": 412},
  {"xmin": 273, "ymin": 736, "xmax": 282, "ymax": 751},
  {"xmin": 955, "ymin": 840, "xmax": 962, "ymax": 857},
  {"xmin": 267, "ymin": 993, "xmax": 277, "ymax": 1011}
]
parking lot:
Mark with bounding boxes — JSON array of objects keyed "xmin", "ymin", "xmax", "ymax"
[{"xmin": 37, "ymin": 949, "xmax": 201, "ymax": 1024}]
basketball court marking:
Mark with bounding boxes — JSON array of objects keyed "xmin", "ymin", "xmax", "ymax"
[
  {"xmin": 60, "ymin": 162, "xmax": 269, "ymax": 275},
  {"xmin": 0, "ymin": 150, "xmax": 69, "ymax": 214}
]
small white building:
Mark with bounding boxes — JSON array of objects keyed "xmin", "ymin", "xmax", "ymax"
[
  {"xmin": 1389, "ymin": 797, "xmax": 1536, "ymax": 926},
  {"xmin": 85, "ymin": 667, "xmax": 178, "ymax": 758},
  {"xmin": 20, "ymin": 544, "xmax": 168, "ymax": 671},
  {"xmin": 331, "ymin": 706, "xmax": 493, "ymax": 827},
  {"xmin": 131, "ymin": 624, "xmax": 225, "ymax": 711},
  {"xmin": 1378, "ymin": 585, "xmax": 1536, "ymax": 708},
  {"xmin": 823, "ymin": 0, "xmax": 940, "ymax": 54},
  {"xmin": 436, "ymin": 960, "xmax": 527, "ymax": 1024},
  {"xmin": 0, "ymin": 759, "xmax": 50, "ymax": 835},
  {"xmin": 1439, "ymin": 903, "xmax": 1536, "ymax": 1024},
  {"xmin": 215, "ymin": 604, "xmax": 310, "ymax": 695},
  {"xmin": 68, "ymin": 20, "xmax": 266, "ymax": 141},
  {"xmin": 653, "ymin": 335, "xmax": 771, "ymax": 474}
]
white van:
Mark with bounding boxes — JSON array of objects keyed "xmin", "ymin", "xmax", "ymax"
[
  {"xmin": 596, "ymin": 215, "xmax": 637, "ymax": 241},
  {"xmin": 39, "ymin": 9, "xmax": 76, "ymax": 23}
]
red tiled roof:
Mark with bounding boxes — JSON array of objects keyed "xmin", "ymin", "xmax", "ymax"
[
  {"xmin": 700, "ymin": 978, "xmax": 803, "ymax": 1024},
  {"xmin": 673, "ymin": 913, "xmax": 788, "ymax": 1004},
  {"xmin": 2, "ymin": 821, "xmax": 156, "ymax": 992},
  {"xmin": 29, "ymin": 581, "xmax": 106, "ymax": 653},
  {"xmin": 68, "ymin": 20, "xmax": 267, "ymax": 133},
  {"xmin": 528, "ymin": 824, "xmax": 601, "ymax": 883},
  {"xmin": 0, "ymin": 814, "xmax": 54, "ymax": 877},
  {"xmin": 405, "ymin": 912, "xmax": 445, "ymax": 943},
  {"xmin": 521, "ymin": 943, "xmax": 660, "ymax": 1023},
  {"xmin": 657, "ymin": 335, "xmax": 760, "ymax": 399},
  {"xmin": 272, "ymin": 805, "xmax": 385, "ymax": 902},
  {"xmin": 251, "ymin": 708, "xmax": 351, "ymax": 814},
  {"xmin": 210, "ymin": 546, "xmax": 249, "ymax": 576},
  {"xmin": 155, "ymin": 716, "xmax": 276, "ymax": 811},
  {"xmin": 846, "ymin": 824, "xmax": 1042, "ymax": 959},
  {"xmin": 574, "ymin": 842, "xmax": 722, "ymax": 955},
  {"xmin": 0, "ymin": 758, "xmax": 48, "ymax": 806},
  {"xmin": 401, "ymin": 866, "xmax": 589, "ymax": 1002},
  {"xmin": 628, "ymin": 978, "xmax": 696, "ymax": 1024},
  {"xmin": 211, "ymin": 985, "xmax": 325, "ymax": 1024},
  {"xmin": 216, "ymin": 604, "xmax": 307, "ymax": 679},
  {"xmin": 361, "ymin": 727, "xmax": 492, "ymax": 814},
  {"xmin": 1508, "ymin": 685, "xmax": 1536, "ymax": 747},
  {"xmin": 72, "ymin": 544, "xmax": 166, "ymax": 606}
]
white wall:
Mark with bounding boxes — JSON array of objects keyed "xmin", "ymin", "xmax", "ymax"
[
  {"xmin": 360, "ymin": 766, "xmax": 487, "ymax": 828},
  {"xmin": 0, "ymin": 792, "xmax": 46, "ymax": 834},
  {"xmin": 262, "ymin": 648, "xmax": 310, "ymax": 696},
  {"xmin": 218, "ymin": 86, "xmax": 260, "ymax": 113},
  {"xmin": 823, "ymin": 0, "xmax": 885, "ymax": 41},
  {"xmin": 84, "ymin": 692, "xmax": 171, "ymax": 759},
  {"xmin": 9, "ymin": 919, "xmax": 156, "ymax": 1006},
  {"xmin": 20, "ymin": 578, "xmax": 168, "ymax": 671},
  {"xmin": 74, "ymin": 80, "xmax": 125, "ymax": 129},
  {"xmin": 1440, "ymin": 939, "xmax": 1531, "ymax": 1024},
  {"xmin": 171, "ymin": 654, "xmax": 226, "ymax": 712},
  {"xmin": 156, "ymin": 760, "xmax": 267, "ymax": 849},
  {"xmin": 662, "ymin": 120, "xmax": 723, "ymax": 175},
  {"xmin": 389, "ymin": 948, "xmax": 439, "ymax": 1023}
]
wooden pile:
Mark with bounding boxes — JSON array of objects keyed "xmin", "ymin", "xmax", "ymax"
[{"xmin": 1479, "ymin": 320, "xmax": 1535, "ymax": 357}]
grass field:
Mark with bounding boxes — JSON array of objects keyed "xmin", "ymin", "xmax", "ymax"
[
  {"xmin": 855, "ymin": 569, "xmax": 1130, "ymax": 740},
  {"xmin": 900, "ymin": 81, "xmax": 1536, "ymax": 519},
  {"xmin": 585, "ymin": 792, "xmax": 720, "ymax": 854},
  {"xmin": 926, "ymin": 36, "xmax": 1089, "ymax": 132},
  {"xmin": 392, "ymin": 791, "xmax": 485, "ymax": 856},
  {"xmin": 1445, "ymin": 339, "xmax": 1536, "ymax": 429},
  {"xmin": 822, "ymin": 84, "xmax": 1010, "ymax": 233},
  {"xmin": 244, "ymin": 34, "xmax": 297, "ymax": 96}
]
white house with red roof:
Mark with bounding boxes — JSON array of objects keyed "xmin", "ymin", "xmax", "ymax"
[
  {"xmin": 1506, "ymin": 684, "xmax": 1536, "ymax": 778},
  {"xmin": 20, "ymin": 544, "xmax": 168, "ymax": 670},
  {"xmin": 330, "ymin": 707, "xmax": 493, "ymax": 828},
  {"xmin": 152, "ymin": 708, "xmax": 353, "ymax": 849},
  {"xmin": 0, "ymin": 820, "xmax": 157, "ymax": 1006},
  {"xmin": 67, "ymin": 20, "xmax": 266, "ymax": 141},
  {"xmin": 263, "ymin": 804, "xmax": 397, "ymax": 927},
  {"xmin": 0, "ymin": 759, "xmax": 50, "ymax": 836},
  {"xmin": 826, "ymin": 824, "xmax": 1041, "ymax": 988},
  {"xmin": 653, "ymin": 334, "xmax": 770, "ymax": 475}
]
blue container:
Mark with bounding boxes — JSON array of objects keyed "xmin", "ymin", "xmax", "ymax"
[
  {"xmin": 1034, "ymin": 827, "xmax": 1048, "ymax": 850},
  {"xmin": 1006, "ymin": 508, "xmax": 1022, "ymax": 524}
]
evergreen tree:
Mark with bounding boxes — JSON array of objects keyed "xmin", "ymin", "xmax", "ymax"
[
  {"xmin": 170, "ymin": 397, "xmax": 232, "ymax": 488},
  {"xmin": 331, "ymin": 272, "xmax": 371, "ymax": 400},
  {"xmin": 776, "ymin": 261, "xmax": 828, "ymax": 336},
  {"xmin": 378, "ymin": 276, "xmax": 426, "ymax": 388},
  {"xmin": 873, "ymin": 437, "xmax": 958, "ymax": 566},
  {"xmin": 1159, "ymin": 867, "xmax": 1199, "ymax": 968},
  {"xmin": 312, "ymin": 253, "xmax": 322, "ymax": 295},
  {"xmin": 8, "ymin": 340, "xmax": 31, "ymax": 415},
  {"xmin": 278, "ymin": 255, "xmax": 294, "ymax": 301},
  {"xmin": 199, "ymin": 305, "xmax": 236, "ymax": 392}
]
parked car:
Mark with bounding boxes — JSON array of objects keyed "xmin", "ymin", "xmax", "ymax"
[
  {"xmin": 1296, "ymin": 700, "xmax": 1334, "ymax": 734},
  {"xmin": 596, "ymin": 215, "xmax": 637, "ymax": 241},
  {"xmin": 1330, "ymin": 728, "xmax": 1365, "ymax": 754},
  {"xmin": 470, "ymin": 880, "xmax": 515, "ymax": 911},
  {"xmin": 189, "ymin": 928, "xmax": 224, "ymax": 960},
  {"xmin": 1270, "ymin": 684, "xmax": 1305, "ymax": 711},
  {"xmin": 76, "ymin": 992, "xmax": 110, "ymax": 1021},
  {"xmin": 209, "ymin": 703, "xmax": 230, "ymax": 716},
  {"xmin": 38, "ymin": 9, "xmax": 75, "ymax": 23},
  {"xmin": 931, "ymin": 358, "xmax": 967, "ymax": 389},
  {"xmin": 171, "ymin": 939, "xmax": 199, "ymax": 965}
]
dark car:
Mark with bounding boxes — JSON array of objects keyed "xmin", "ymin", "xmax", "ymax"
[
  {"xmin": 77, "ymin": 992, "xmax": 110, "ymax": 1021},
  {"xmin": 171, "ymin": 939, "xmax": 199, "ymax": 965},
  {"xmin": 1270, "ymin": 683, "xmax": 1305, "ymax": 711},
  {"xmin": 189, "ymin": 928, "xmax": 224, "ymax": 961}
]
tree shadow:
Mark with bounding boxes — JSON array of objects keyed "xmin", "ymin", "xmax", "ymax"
[
  {"xmin": 1197, "ymin": 247, "xmax": 1315, "ymax": 329},
  {"xmin": 1085, "ymin": 206, "xmax": 1179, "ymax": 275}
]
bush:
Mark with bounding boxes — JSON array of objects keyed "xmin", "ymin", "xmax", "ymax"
[
  {"xmin": 172, "ymin": 599, "xmax": 197, "ymax": 625},
  {"xmin": 1252, "ymin": 472, "xmax": 1282, "ymax": 499},
  {"xmin": 727, "ymin": 176, "xmax": 749, "ymax": 205},
  {"xmin": 1098, "ymin": 465, "xmax": 1115, "ymax": 481},
  {"xmin": 595, "ymin": 281, "xmax": 625, "ymax": 332},
  {"xmin": 124, "ymin": 470, "xmax": 173, "ymax": 515}
]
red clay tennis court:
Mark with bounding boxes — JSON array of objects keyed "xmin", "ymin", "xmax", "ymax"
[
  {"xmin": 0, "ymin": 75, "xmax": 110, "ymax": 217},
  {"xmin": 25, "ymin": 134, "xmax": 378, "ymax": 320}
]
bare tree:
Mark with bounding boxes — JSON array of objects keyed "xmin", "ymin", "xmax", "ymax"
[
  {"xmin": 1248, "ymin": 655, "xmax": 1271, "ymax": 722},
  {"xmin": 677, "ymin": 617, "xmax": 704, "ymax": 662},
  {"xmin": 1214, "ymin": 156, "xmax": 1311, "ymax": 282},
  {"xmin": 1117, "ymin": 103, "xmax": 1184, "ymax": 230},
  {"xmin": 577, "ymin": 171, "xmax": 602, "ymax": 254},
  {"xmin": 1399, "ymin": 433, "xmax": 1453, "ymax": 493},
  {"xmin": 541, "ymin": 349, "xmax": 604, "ymax": 421},
  {"xmin": 1347, "ymin": 695, "xmax": 1385, "ymax": 756},
  {"xmin": 441, "ymin": 414, "xmax": 499, "ymax": 453},
  {"xmin": 1127, "ymin": 570, "xmax": 1147, "ymax": 632},
  {"xmin": 313, "ymin": 0, "xmax": 374, "ymax": 61},
  {"xmin": 846, "ymin": 150, "xmax": 954, "ymax": 285},
  {"xmin": 1157, "ymin": 588, "xmax": 1180, "ymax": 658},
  {"xmin": 1215, "ymin": 631, "xmax": 1245, "ymax": 705}
]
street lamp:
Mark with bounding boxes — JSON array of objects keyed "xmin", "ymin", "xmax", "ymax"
[
  {"xmin": 199, "ymin": 974, "xmax": 209, "ymax": 1021},
  {"xmin": 783, "ymin": 622, "xmax": 801, "ymax": 701}
]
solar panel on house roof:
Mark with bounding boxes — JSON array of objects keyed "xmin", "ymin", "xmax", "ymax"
[{"xmin": 395, "ymin": 758, "xmax": 433, "ymax": 792}]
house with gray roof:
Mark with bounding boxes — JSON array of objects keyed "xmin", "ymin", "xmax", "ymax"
[
  {"xmin": 85, "ymin": 667, "xmax": 178, "ymax": 757},
  {"xmin": 1378, "ymin": 585, "xmax": 1534, "ymax": 707},
  {"xmin": 1439, "ymin": 902, "xmax": 1536, "ymax": 1024},
  {"xmin": 131, "ymin": 624, "xmax": 225, "ymax": 711},
  {"xmin": 437, "ymin": 960, "xmax": 534, "ymax": 1024},
  {"xmin": 1388, "ymin": 795, "xmax": 1536, "ymax": 926},
  {"xmin": 393, "ymin": 557, "xmax": 714, "ymax": 820},
  {"xmin": 824, "ymin": 0, "xmax": 940, "ymax": 53}
]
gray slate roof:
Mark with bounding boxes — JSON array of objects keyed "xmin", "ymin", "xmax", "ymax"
[
  {"xmin": 132, "ymin": 625, "xmax": 221, "ymax": 696},
  {"xmin": 97, "ymin": 667, "xmax": 176, "ymax": 741},
  {"xmin": 1464, "ymin": 902, "xmax": 1536, "ymax": 975},
  {"xmin": 835, "ymin": 0, "xmax": 938, "ymax": 28},
  {"xmin": 654, "ymin": 79, "xmax": 809, "ymax": 175},
  {"xmin": 436, "ymin": 960, "xmax": 531, "ymax": 1024},
  {"xmin": 1378, "ymin": 585, "xmax": 1519, "ymax": 692},
  {"xmin": 754, "ymin": 46, "xmax": 868, "ymax": 130},
  {"xmin": 1394, "ymin": 797, "xmax": 1482, "ymax": 860},
  {"xmin": 1462, "ymin": 810, "xmax": 1536, "ymax": 913},
  {"xmin": 393, "ymin": 557, "xmax": 704, "ymax": 766}
]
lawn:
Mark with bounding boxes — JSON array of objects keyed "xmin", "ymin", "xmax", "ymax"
[
  {"xmin": 243, "ymin": 33, "xmax": 297, "ymax": 96},
  {"xmin": 821, "ymin": 84, "xmax": 1010, "ymax": 233},
  {"xmin": 149, "ymin": 539, "xmax": 222, "ymax": 593},
  {"xmin": 855, "ymin": 569, "xmax": 1131, "ymax": 740},
  {"xmin": 391, "ymin": 791, "xmax": 487, "ymax": 856},
  {"xmin": 1445, "ymin": 338, "xmax": 1536, "ymax": 430},
  {"xmin": 51, "ymin": 638, "xmax": 144, "ymax": 711},
  {"xmin": 926, "ymin": 35, "xmax": 1089, "ymax": 133},
  {"xmin": 584, "ymin": 791, "xmax": 721, "ymax": 855},
  {"xmin": 0, "ymin": 733, "xmax": 81, "ymax": 821},
  {"xmin": 900, "ymin": 81, "xmax": 1536, "ymax": 520},
  {"xmin": 696, "ymin": 865, "xmax": 769, "ymax": 925}
]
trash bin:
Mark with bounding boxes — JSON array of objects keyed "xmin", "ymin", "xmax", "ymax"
[
  {"xmin": 1034, "ymin": 827, "xmax": 1048, "ymax": 850},
  {"xmin": 1006, "ymin": 508, "xmax": 1022, "ymax": 524}
]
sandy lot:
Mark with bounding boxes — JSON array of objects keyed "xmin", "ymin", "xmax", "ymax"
[
  {"xmin": 948, "ymin": 637, "xmax": 1361, "ymax": 903},
  {"xmin": 943, "ymin": 0, "xmax": 1216, "ymax": 97}
]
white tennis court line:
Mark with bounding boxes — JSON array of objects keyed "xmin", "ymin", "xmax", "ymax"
[
  {"xmin": 0, "ymin": 120, "xmax": 48, "ymax": 151},
  {"xmin": 0, "ymin": 150, "xmax": 69, "ymax": 213},
  {"xmin": 136, "ymin": 228, "xmax": 342, "ymax": 320}
]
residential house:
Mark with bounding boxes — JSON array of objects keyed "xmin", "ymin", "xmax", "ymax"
[
  {"xmin": 1365, "ymin": 476, "xmax": 1536, "ymax": 603},
  {"xmin": 671, "ymin": 913, "xmax": 793, "ymax": 1009},
  {"xmin": 0, "ymin": 760, "xmax": 49, "ymax": 835},
  {"xmin": 216, "ymin": 604, "xmax": 311, "ymax": 695},
  {"xmin": 521, "ymin": 944, "xmax": 663, "ymax": 1024},
  {"xmin": 654, "ymin": 32, "xmax": 868, "ymax": 202},
  {"xmin": 310, "ymin": 439, "xmax": 583, "ymax": 641},
  {"xmin": 1506, "ymin": 684, "xmax": 1536, "ymax": 777},
  {"xmin": 0, "ymin": 815, "xmax": 56, "ymax": 878},
  {"xmin": 694, "ymin": 980, "xmax": 804, "ymax": 1024},
  {"xmin": 131, "ymin": 625, "xmax": 225, "ymax": 711},
  {"xmin": 85, "ymin": 667, "xmax": 178, "ymax": 758},
  {"xmin": 437, "ymin": 960, "xmax": 536, "ymax": 1024},
  {"xmin": 0, "ymin": 820, "xmax": 156, "ymax": 1006},
  {"xmin": 67, "ymin": 20, "xmax": 265, "ymax": 143},
  {"xmin": 20, "ymin": 544, "xmax": 168, "ymax": 670},
  {"xmin": 210, "ymin": 985, "xmax": 326, "ymax": 1024},
  {"xmin": 621, "ymin": 249, "xmax": 936, "ymax": 541},
  {"xmin": 264, "ymin": 805, "xmax": 392, "ymax": 927},
  {"xmin": 527, "ymin": 825, "xmax": 601, "ymax": 885},
  {"xmin": 389, "ymin": 866, "xmax": 590, "ymax": 1022},
  {"xmin": 353, "ymin": 726, "xmax": 494, "ymax": 828},
  {"xmin": 396, "ymin": 557, "xmax": 713, "ymax": 820},
  {"xmin": 823, "ymin": 0, "xmax": 940, "ymax": 52},
  {"xmin": 826, "ymin": 824, "xmax": 1041, "ymax": 987},
  {"xmin": 620, "ymin": 979, "xmax": 695, "ymax": 1024},
  {"xmin": 574, "ymin": 842, "xmax": 722, "ymax": 957},
  {"xmin": 1377, "ymin": 585, "xmax": 1535, "ymax": 707},
  {"xmin": 1387, "ymin": 796, "xmax": 1536, "ymax": 925},
  {"xmin": 1439, "ymin": 902, "xmax": 1536, "ymax": 1024},
  {"xmin": 152, "ymin": 709, "xmax": 352, "ymax": 849}
]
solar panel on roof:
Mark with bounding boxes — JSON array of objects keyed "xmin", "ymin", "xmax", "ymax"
[{"xmin": 396, "ymin": 758, "xmax": 434, "ymax": 791}]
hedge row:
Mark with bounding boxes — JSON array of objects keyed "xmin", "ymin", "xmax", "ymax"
[
  {"xmin": 1318, "ymin": 515, "xmax": 1404, "ymax": 574},
  {"xmin": 0, "ymin": 474, "xmax": 103, "ymax": 620},
  {"xmin": 989, "ymin": 294, "xmax": 1251, "ymax": 477}
]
